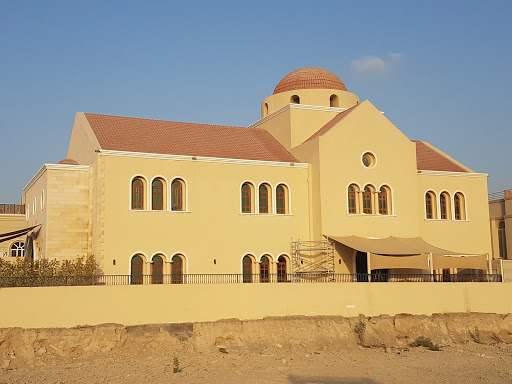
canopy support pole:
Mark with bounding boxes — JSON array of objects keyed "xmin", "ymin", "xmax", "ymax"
[
  {"xmin": 428, "ymin": 253, "xmax": 433, "ymax": 282},
  {"xmin": 367, "ymin": 252, "xmax": 371, "ymax": 282}
]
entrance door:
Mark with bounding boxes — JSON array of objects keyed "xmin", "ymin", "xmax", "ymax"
[{"xmin": 355, "ymin": 251, "xmax": 369, "ymax": 282}]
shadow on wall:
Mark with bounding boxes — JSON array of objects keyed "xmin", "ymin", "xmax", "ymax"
[{"xmin": 289, "ymin": 377, "xmax": 379, "ymax": 384}]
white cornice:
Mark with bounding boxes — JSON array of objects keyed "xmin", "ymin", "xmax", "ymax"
[
  {"xmin": 249, "ymin": 104, "xmax": 347, "ymax": 129},
  {"xmin": 97, "ymin": 150, "xmax": 309, "ymax": 168},
  {"xmin": 418, "ymin": 170, "xmax": 488, "ymax": 178},
  {"xmin": 23, "ymin": 164, "xmax": 90, "ymax": 193}
]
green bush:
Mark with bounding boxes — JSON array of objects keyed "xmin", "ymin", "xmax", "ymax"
[
  {"xmin": 410, "ymin": 336, "xmax": 441, "ymax": 351},
  {"xmin": 354, "ymin": 319, "xmax": 367, "ymax": 343},
  {"xmin": 0, "ymin": 255, "xmax": 99, "ymax": 287}
]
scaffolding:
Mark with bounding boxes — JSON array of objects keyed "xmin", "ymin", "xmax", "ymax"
[{"xmin": 291, "ymin": 238, "xmax": 336, "ymax": 274}]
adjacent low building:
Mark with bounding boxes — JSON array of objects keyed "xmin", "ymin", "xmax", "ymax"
[
  {"xmin": 0, "ymin": 204, "xmax": 27, "ymax": 260},
  {"xmin": 21, "ymin": 67, "xmax": 493, "ymax": 281}
]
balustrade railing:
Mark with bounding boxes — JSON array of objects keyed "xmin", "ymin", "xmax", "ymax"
[
  {"xmin": 0, "ymin": 272, "xmax": 502, "ymax": 288},
  {"xmin": 0, "ymin": 204, "xmax": 25, "ymax": 215}
]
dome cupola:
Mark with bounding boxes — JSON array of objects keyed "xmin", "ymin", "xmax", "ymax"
[
  {"xmin": 273, "ymin": 67, "xmax": 347, "ymax": 95},
  {"xmin": 261, "ymin": 67, "xmax": 359, "ymax": 118}
]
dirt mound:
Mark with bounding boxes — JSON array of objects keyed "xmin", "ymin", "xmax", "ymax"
[{"xmin": 1, "ymin": 313, "xmax": 512, "ymax": 369}]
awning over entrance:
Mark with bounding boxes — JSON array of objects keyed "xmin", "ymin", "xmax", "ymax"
[
  {"xmin": 0, "ymin": 225, "xmax": 40, "ymax": 244},
  {"xmin": 329, "ymin": 235, "xmax": 488, "ymax": 271},
  {"xmin": 328, "ymin": 235, "xmax": 475, "ymax": 256}
]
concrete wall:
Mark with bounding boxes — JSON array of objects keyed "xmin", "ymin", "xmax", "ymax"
[
  {"xmin": 23, "ymin": 165, "xmax": 91, "ymax": 260},
  {"xmin": 1, "ymin": 283, "xmax": 511, "ymax": 328}
]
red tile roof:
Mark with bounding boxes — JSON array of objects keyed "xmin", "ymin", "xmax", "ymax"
[
  {"xmin": 84, "ymin": 113, "xmax": 298, "ymax": 163},
  {"xmin": 303, "ymin": 104, "xmax": 361, "ymax": 143},
  {"xmin": 273, "ymin": 67, "xmax": 347, "ymax": 95},
  {"xmin": 413, "ymin": 140, "xmax": 469, "ymax": 172}
]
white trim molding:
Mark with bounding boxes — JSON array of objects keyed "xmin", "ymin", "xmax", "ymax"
[
  {"xmin": 418, "ymin": 170, "xmax": 488, "ymax": 178},
  {"xmin": 98, "ymin": 149, "xmax": 308, "ymax": 169},
  {"xmin": 249, "ymin": 104, "xmax": 347, "ymax": 129}
]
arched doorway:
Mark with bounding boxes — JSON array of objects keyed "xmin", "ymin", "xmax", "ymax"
[
  {"xmin": 277, "ymin": 256, "xmax": 287, "ymax": 282},
  {"xmin": 243, "ymin": 255, "xmax": 253, "ymax": 283},
  {"xmin": 260, "ymin": 256, "xmax": 270, "ymax": 283},
  {"xmin": 131, "ymin": 255, "xmax": 143, "ymax": 284},
  {"xmin": 152, "ymin": 255, "xmax": 163, "ymax": 284},
  {"xmin": 171, "ymin": 255, "xmax": 183, "ymax": 284}
]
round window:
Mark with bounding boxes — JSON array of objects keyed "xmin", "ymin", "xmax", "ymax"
[{"xmin": 362, "ymin": 152, "xmax": 376, "ymax": 168}]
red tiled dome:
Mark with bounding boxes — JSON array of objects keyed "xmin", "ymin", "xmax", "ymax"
[
  {"xmin": 57, "ymin": 158, "xmax": 79, "ymax": 165},
  {"xmin": 273, "ymin": 67, "xmax": 347, "ymax": 95}
]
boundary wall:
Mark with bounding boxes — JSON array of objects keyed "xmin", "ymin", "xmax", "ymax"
[{"xmin": 1, "ymin": 283, "xmax": 512, "ymax": 328}]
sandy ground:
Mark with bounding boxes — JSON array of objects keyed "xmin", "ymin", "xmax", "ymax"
[{"xmin": 1, "ymin": 342, "xmax": 511, "ymax": 384}]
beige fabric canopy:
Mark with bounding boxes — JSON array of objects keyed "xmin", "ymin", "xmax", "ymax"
[
  {"xmin": 433, "ymin": 254, "xmax": 488, "ymax": 270},
  {"xmin": 370, "ymin": 254, "xmax": 429, "ymax": 270},
  {"xmin": 328, "ymin": 235, "xmax": 474, "ymax": 256},
  {"xmin": 329, "ymin": 235, "xmax": 488, "ymax": 271}
]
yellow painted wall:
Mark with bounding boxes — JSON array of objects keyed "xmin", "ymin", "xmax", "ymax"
[
  {"xmin": 1, "ymin": 283, "xmax": 511, "ymax": 328},
  {"xmin": 253, "ymin": 106, "xmax": 351, "ymax": 151},
  {"xmin": 99, "ymin": 154, "xmax": 310, "ymax": 275},
  {"xmin": 315, "ymin": 101, "xmax": 419, "ymax": 239},
  {"xmin": 66, "ymin": 112, "xmax": 101, "ymax": 165},
  {"xmin": 418, "ymin": 173, "xmax": 491, "ymax": 254}
]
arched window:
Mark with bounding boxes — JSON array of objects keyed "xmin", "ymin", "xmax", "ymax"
[
  {"xmin": 425, "ymin": 191, "xmax": 437, "ymax": 219},
  {"xmin": 277, "ymin": 256, "xmax": 287, "ymax": 282},
  {"xmin": 243, "ymin": 255, "xmax": 253, "ymax": 283},
  {"xmin": 152, "ymin": 179, "xmax": 164, "ymax": 210},
  {"xmin": 276, "ymin": 184, "xmax": 289, "ymax": 214},
  {"xmin": 260, "ymin": 256, "xmax": 270, "ymax": 283},
  {"xmin": 10, "ymin": 242, "xmax": 24, "ymax": 257},
  {"xmin": 171, "ymin": 179, "xmax": 185, "ymax": 211},
  {"xmin": 454, "ymin": 192, "xmax": 466, "ymax": 220},
  {"xmin": 264, "ymin": 103, "xmax": 269, "ymax": 117},
  {"xmin": 440, "ymin": 192, "xmax": 451, "ymax": 220},
  {"xmin": 348, "ymin": 184, "xmax": 359, "ymax": 214},
  {"xmin": 131, "ymin": 255, "xmax": 144, "ymax": 285},
  {"xmin": 378, "ymin": 186, "xmax": 391, "ymax": 215},
  {"xmin": 290, "ymin": 95, "xmax": 300, "ymax": 104},
  {"xmin": 259, "ymin": 184, "xmax": 270, "ymax": 213},
  {"xmin": 131, "ymin": 178, "xmax": 144, "ymax": 210},
  {"xmin": 330, "ymin": 94, "xmax": 339, "ymax": 107},
  {"xmin": 241, "ymin": 183, "xmax": 253, "ymax": 213},
  {"xmin": 171, "ymin": 255, "xmax": 183, "ymax": 284},
  {"xmin": 151, "ymin": 255, "xmax": 163, "ymax": 284},
  {"xmin": 362, "ymin": 186, "xmax": 373, "ymax": 214}
]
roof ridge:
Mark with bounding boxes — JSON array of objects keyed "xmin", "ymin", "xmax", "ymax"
[{"xmin": 83, "ymin": 112, "xmax": 249, "ymax": 130}]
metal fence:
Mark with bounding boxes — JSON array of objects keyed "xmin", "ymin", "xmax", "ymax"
[
  {"xmin": 0, "ymin": 273, "xmax": 502, "ymax": 288},
  {"xmin": 0, "ymin": 204, "xmax": 25, "ymax": 215},
  {"xmin": 489, "ymin": 191, "xmax": 505, "ymax": 201}
]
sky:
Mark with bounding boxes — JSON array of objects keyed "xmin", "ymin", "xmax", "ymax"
[{"xmin": 1, "ymin": 1, "xmax": 511, "ymax": 203}]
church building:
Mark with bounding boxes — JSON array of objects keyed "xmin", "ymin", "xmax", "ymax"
[{"xmin": 21, "ymin": 67, "xmax": 493, "ymax": 282}]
